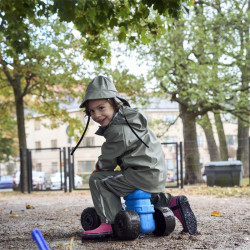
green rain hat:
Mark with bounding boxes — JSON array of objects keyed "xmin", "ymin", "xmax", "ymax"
[
  {"xmin": 71, "ymin": 75, "xmax": 147, "ymax": 155},
  {"xmin": 79, "ymin": 75, "xmax": 130, "ymax": 108}
]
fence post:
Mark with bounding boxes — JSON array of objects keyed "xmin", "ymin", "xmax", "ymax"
[
  {"xmin": 27, "ymin": 149, "xmax": 32, "ymax": 194},
  {"xmin": 68, "ymin": 147, "xmax": 72, "ymax": 192},
  {"xmin": 176, "ymin": 142, "xmax": 179, "ymax": 188},
  {"xmin": 63, "ymin": 147, "xmax": 67, "ymax": 193},
  {"xmin": 180, "ymin": 142, "xmax": 184, "ymax": 189},
  {"xmin": 20, "ymin": 148, "xmax": 24, "ymax": 193}
]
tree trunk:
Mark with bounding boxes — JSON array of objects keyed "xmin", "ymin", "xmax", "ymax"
[
  {"xmin": 237, "ymin": 119, "xmax": 249, "ymax": 177},
  {"xmin": 13, "ymin": 78, "xmax": 28, "ymax": 193},
  {"xmin": 236, "ymin": 1, "xmax": 249, "ymax": 178},
  {"xmin": 198, "ymin": 113, "xmax": 220, "ymax": 161},
  {"xmin": 180, "ymin": 104, "xmax": 202, "ymax": 184},
  {"xmin": 214, "ymin": 111, "xmax": 228, "ymax": 161}
]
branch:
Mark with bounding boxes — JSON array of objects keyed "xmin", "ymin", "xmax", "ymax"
[
  {"xmin": 157, "ymin": 114, "xmax": 180, "ymax": 138},
  {"xmin": 22, "ymin": 72, "xmax": 37, "ymax": 97},
  {"xmin": 0, "ymin": 57, "xmax": 13, "ymax": 83}
]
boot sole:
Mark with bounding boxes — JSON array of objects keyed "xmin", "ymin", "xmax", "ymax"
[
  {"xmin": 82, "ymin": 232, "xmax": 113, "ymax": 240},
  {"xmin": 176, "ymin": 196, "xmax": 197, "ymax": 235}
]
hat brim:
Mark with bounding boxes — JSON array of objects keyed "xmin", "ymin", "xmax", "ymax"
[{"xmin": 79, "ymin": 91, "xmax": 129, "ymax": 108}]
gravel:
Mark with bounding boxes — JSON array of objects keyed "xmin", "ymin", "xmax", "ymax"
[{"xmin": 0, "ymin": 189, "xmax": 250, "ymax": 249}]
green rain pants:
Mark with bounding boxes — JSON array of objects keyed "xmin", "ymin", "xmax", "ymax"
[
  {"xmin": 89, "ymin": 171, "xmax": 136, "ymax": 224},
  {"xmin": 89, "ymin": 171, "xmax": 173, "ymax": 224}
]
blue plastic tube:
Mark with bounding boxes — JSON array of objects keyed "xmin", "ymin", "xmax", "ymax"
[{"xmin": 31, "ymin": 228, "xmax": 50, "ymax": 250}]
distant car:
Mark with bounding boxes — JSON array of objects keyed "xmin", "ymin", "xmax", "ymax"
[
  {"xmin": 50, "ymin": 172, "xmax": 83, "ymax": 190},
  {"xmin": 0, "ymin": 175, "xmax": 13, "ymax": 189},
  {"xmin": 32, "ymin": 171, "xmax": 51, "ymax": 190},
  {"xmin": 13, "ymin": 171, "xmax": 50, "ymax": 190}
]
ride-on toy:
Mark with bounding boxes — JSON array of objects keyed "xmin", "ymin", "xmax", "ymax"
[{"xmin": 81, "ymin": 190, "xmax": 176, "ymax": 240}]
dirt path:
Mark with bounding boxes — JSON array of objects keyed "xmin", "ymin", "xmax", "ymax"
[{"xmin": 0, "ymin": 189, "xmax": 250, "ymax": 249}]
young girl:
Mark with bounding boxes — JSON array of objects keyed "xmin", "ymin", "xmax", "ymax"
[{"xmin": 71, "ymin": 75, "xmax": 197, "ymax": 238}]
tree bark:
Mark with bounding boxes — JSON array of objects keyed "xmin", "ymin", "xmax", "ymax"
[
  {"xmin": 180, "ymin": 104, "xmax": 202, "ymax": 184},
  {"xmin": 199, "ymin": 113, "xmax": 220, "ymax": 161},
  {"xmin": 237, "ymin": 119, "xmax": 249, "ymax": 177},
  {"xmin": 13, "ymin": 78, "xmax": 28, "ymax": 192},
  {"xmin": 236, "ymin": 1, "xmax": 249, "ymax": 178},
  {"xmin": 214, "ymin": 111, "xmax": 228, "ymax": 161}
]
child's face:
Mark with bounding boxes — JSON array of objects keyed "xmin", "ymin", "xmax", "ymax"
[{"xmin": 87, "ymin": 99, "xmax": 115, "ymax": 127}]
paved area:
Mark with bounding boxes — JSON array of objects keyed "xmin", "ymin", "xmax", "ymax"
[{"xmin": 0, "ymin": 190, "xmax": 250, "ymax": 249}]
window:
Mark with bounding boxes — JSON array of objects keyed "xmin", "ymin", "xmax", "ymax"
[
  {"xmin": 51, "ymin": 162, "xmax": 58, "ymax": 173},
  {"xmin": 78, "ymin": 161, "xmax": 95, "ymax": 173},
  {"xmin": 51, "ymin": 139, "xmax": 57, "ymax": 149},
  {"xmin": 227, "ymin": 135, "xmax": 237, "ymax": 146},
  {"xmin": 34, "ymin": 120, "xmax": 41, "ymax": 130},
  {"xmin": 35, "ymin": 141, "xmax": 41, "ymax": 151},
  {"xmin": 82, "ymin": 137, "xmax": 95, "ymax": 147},
  {"xmin": 36, "ymin": 163, "xmax": 42, "ymax": 171}
]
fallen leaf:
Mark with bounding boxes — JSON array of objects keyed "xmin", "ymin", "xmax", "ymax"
[
  {"xmin": 10, "ymin": 214, "xmax": 19, "ymax": 218},
  {"xmin": 211, "ymin": 211, "xmax": 222, "ymax": 217},
  {"xmin": 26, "ymin": 204, "xmax": 35, "ymax": 209}
]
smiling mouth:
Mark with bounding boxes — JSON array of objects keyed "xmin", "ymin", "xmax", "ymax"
[{"xmin": 98, "ymin": 118, "xmax": 106, "ymax": 124}]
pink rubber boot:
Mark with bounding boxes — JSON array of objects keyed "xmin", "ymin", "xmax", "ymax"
[
  {"xmin": 82, "ymin": 222, "xmax": 113, "ymax": 239},
  {"xmin": 169, "ymin": 196, "xmax": 197, "ymax": 235}
]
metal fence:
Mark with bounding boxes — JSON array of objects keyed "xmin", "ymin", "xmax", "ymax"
[{"xmin": 19, "ymin": 142, "xmax": 184, "ymax": 193}]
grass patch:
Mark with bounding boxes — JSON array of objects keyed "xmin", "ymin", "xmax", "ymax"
[
  {"xmin": 166, "ymin": 179, "xmax": 250, "ymax": 197},
  {"xmin": 242, "ymin": 177, "xmax": 250, "ymax": 186}
]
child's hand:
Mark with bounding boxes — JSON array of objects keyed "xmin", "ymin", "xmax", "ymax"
[{"xmin": 93, "ymin": 163, "xmax": 101, "ymax": 172}]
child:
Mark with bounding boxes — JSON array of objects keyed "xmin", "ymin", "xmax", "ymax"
[{"xmin": 71, "ymin": 75, "xmax": 197, "ymax": 237}]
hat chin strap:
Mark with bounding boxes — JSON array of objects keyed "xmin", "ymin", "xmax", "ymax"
[
  {"xmin": 71, "ymin": 104, "xmax": 149, "ymax": 155},
  {"xmin": 120, "ymin": 106, "xmax": 149, "ymax": 148},
  {"xmin": 70, "ymin": 116, "xmax": 90, "ymax": 155}
]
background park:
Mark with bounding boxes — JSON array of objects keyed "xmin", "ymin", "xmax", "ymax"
[{"xmin": 0, "ymin": 0, "xmax": 249, "ymax": 249}]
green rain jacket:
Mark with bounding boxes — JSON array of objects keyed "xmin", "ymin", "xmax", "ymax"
[
  {"xmin": 95, "ymin": 106, "xmax": 167, "ymax": 193},
  {"xmin": 72, "ymin": 75, "xmax": 167, "ymax": 193}
]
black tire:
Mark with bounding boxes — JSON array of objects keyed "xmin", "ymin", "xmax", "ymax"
[
  {"xmin": 153, "ymin": 207, "xmax": 176, "ymax": 236},
  {"xmin": 81, "ymin": 207, "xmax": 101, "ymax": 231},
  {"xmin": 114, "ymin": 210, "xmax": 141, "ymax": 240}
]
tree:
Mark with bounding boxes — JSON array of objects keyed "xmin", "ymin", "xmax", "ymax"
[
  {"xmin": 145, "ymin": 17, "xmax": 204, "ymax": 184},
  {"xmin": 0, "ymin": 2, "xmax": 89, "ymax": 192},
  {"xmin": 136, "ymin": 0, "xmax": 249, "ymax": 184},
  {"xmin": 214, "ymin": 111, "xmax": 229, "ymax": 161},
  {"xmin": 0, "ymin": 0, "xmax": 191, "ymax": 192},
  {"xmin": 195, "ymin": 0, "xmax": 249, "ymax": 174},
  {"xmin": 228, "ymin": 0, "xmax": 249, "ymax": 176},
  {"xmin": 197, "ymin": 114, "xmax": 220, "ymax": 161}
]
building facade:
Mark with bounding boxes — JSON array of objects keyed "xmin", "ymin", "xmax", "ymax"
[{"xmin": 23, "ymin": 99, "xmax": 238, "ymax": 178}]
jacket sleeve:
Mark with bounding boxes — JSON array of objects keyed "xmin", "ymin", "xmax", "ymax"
[{"xmin": 97, "ymin": 125, "xmax": 127, "ymax": 171}]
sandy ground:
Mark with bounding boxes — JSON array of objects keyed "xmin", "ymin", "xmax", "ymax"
[{"xmin": 0, "ymin": 189, "xmax": 250, "ymax": 250}]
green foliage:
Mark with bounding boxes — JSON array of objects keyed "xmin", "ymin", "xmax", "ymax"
[
  {"xmin": 52, "ymin": 0, "xmax": 191, "ymax": 63},
  {"xmin": 0, "ymin": 0, "xmax": 48, "ymax": 54},
  {"xmin": 0, "ymin": 98, "xmax": 17, "ymax": 162},
  {"xmin": 139, "ymin": 0, "xmax": 249, "ymax": 122}
]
